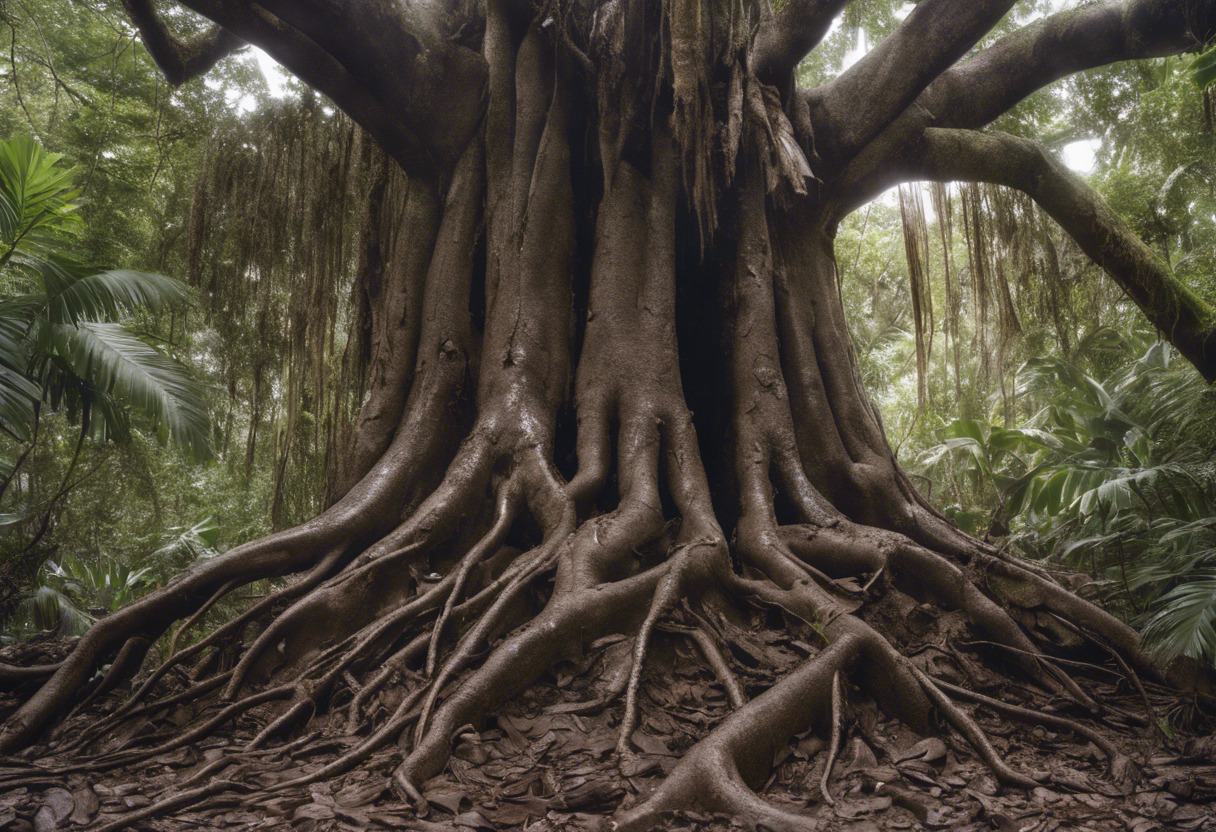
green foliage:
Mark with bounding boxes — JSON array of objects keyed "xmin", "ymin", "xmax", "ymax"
[
  {"xmin": 1190, "ymin": 46, "xmax": 1216, "ymax": 89},
  {"xmin": 0, "ymin": 136, "xmax": 209, "ymax": 457},
  {"xmin": 5, "ymin": 515, "xmax": 217, "ymax": 639},
  {"xmin": 145, "ymin": 515, "xmax": 219, "ymax": 582},
  {"xmin": 45, "ymin": 555, "xmax": 152, "ymax": 613},
  {"xmin": 10, "ymin": 556, "xmax": 151, "ymax": 638},
  {"xmin": 1142, "ymin": 571, "xmax": 1216, "ymax": 663},
  {"xmin": 914, "ymin": 336, "xmax": 1216, "ymax": 666}
]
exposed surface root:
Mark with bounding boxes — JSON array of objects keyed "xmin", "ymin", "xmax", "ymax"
[
  {"xmin": 818, "ymin": 670, "xmax": 841, "ymax": 804},
  {"xmin": 3, "ymin": 11, "xmax": 1213, "ymax": 832}
]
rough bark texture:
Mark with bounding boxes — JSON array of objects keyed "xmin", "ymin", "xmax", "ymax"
[{"xmin": 3, "ymin": 1, "xmax": 1216, "ymax": 830}]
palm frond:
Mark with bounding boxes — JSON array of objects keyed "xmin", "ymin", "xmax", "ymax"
[
  {"xmin": 0, "ymin": 362, "xmax": 40, "ymax": 440},
  {"xmin": 48, "ymin": 269, "xmax": 192, "ymax": 325},
  {"xmin": 48, "ymin": 322, "xmax": 211, "ymax": 459},
  {"xmin": 13, "ymin": 585, "xmax": 94, "ymax": 637},
  {"xmin": 0, "ymin": 136, "xmax": 81, "ymax": 260},
  {"xmin": 1142, "ymin": 572, "xmax": 1216, "ymax": 664}
]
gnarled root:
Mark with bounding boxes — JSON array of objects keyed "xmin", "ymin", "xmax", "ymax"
[{"xmin": 2, "ymin": 15, "xmax": 1203, "ymax": 832}]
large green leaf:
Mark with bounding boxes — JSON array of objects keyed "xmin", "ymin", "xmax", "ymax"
[
  {"xmin": 1191, "ymin": 45, "xmax": 1216, "ymax": 88},
  {"xmin": 49, "ymin": 322, "xmax": 211, "ymax": 459},
  {"xmin": 1142, "ymin": 572, "xmax": 1216, "ymax": 663},
  {"xmin": 0, "ymin": 136, "xmax": 81, "ymax": 260},
  {"xmin": 48, "ymin": 268, "xmax": 192, "ymax": 325}
]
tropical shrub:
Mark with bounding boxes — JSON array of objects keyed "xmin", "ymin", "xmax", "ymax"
[
  {"xmin": 0, "ymin": 136, "xmax": 211, "ymax": 622},
  {"xmin": 0, "ymin": 136, "xmax": 210, "ymax": 458},
  {"xmin": 916, "ymin": 333, "xmax": 1216, "ymax": 665}
]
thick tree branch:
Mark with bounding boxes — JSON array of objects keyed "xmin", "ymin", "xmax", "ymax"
[
  {"xmin": 753, "ymin": 0, "xmax": 852, "ymax": 85},
  {"xmin": 175, "ymin": 0, "xmax": 487, "ymax": 180},
  {"xmin": 803, "ymin": 0, "xmax": 1016, "ymax": 171},
  {"xmin": 121, "ymin": 0, "xmax": 243, "ymax": 86},
  {"xmin": 921, "ymin": 0, "xmax": 1216, "ymax": 131},
  {"xmin": 828, "ymin": 0, "xmax": 1216, "ymax": 223},
  {"xmin": 914, "ymin": 129, "xmax": 1216, "ymax": 382}
]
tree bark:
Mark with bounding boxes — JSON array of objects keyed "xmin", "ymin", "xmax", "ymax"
[{"xmin": 3, "ymin": 2, "xmax": 1215, "ymax": 830}]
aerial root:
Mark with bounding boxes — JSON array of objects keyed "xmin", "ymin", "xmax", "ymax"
[
  {"xmin": 244, "ymin": 698, "xmax": 313, "ymax": 751},
  {"xmin": 89, "ymin": 685, "xmax": 293, "ymax": 772},
  {"xmin": 1046, "ymin": 610, "xmax": 1159, "ymax": 732},
  {"xmin": 414, "ymin": 538, "xmax": 562, "ymax": 741},
  {"xmin": 94, "ymin": 780, "xmax": 251, "ymax": 832},
  {"xmin": 782, "ymin": 523, "xmax": 1104, "ymax": 710},
  {"xmin": 618, "ymin": 541, "xmax": 712, "ymax": 755},
  {"xmin": 426, "ymin": 480, "xmax": 520, "ymax": 675},
  {"xmin": 395, "ymin": 557, "xmax": 669, "ymax": 799},
  {"xmin": 545, "ymin": 636, "xmax": 636, "ymax": 716},
  {"xmin": 70, "ymin": 546, "xmax": 348, "ymax": 750},
  {"xmin": 347, "ymin": 632, "xmax": 427, "ymax": 731},
  {"xmin": 972, "ymin": 551, "xmax": 1161, "ymax": 682},
  {"xmin": 686, "ymin": 622, "xmax": 746, "ymax": 709},
  {"xmin": 611, "ymin": 634, "xmax": 858, "ymax": 832},
  {"xmin": 343, "ymin": 551, "xmax": 536, "ymax": 732},
  {"xmin": 71, "ymin": 635, "xmax": 153, "ymax": 715},
  {"xmin": 222, "ymin": 539, "xmax": 430, "ymax": 699},
  {"xmin": 274, "ymin": 685, "xmax": 428, "ymax": 792},
  {"xmin": 611, "ymin": 582, "xmax": 1057, "ymax": 832}
]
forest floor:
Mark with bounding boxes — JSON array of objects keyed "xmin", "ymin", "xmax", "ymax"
[{"xmin": 1, "ymin": 603, "xmax": 1214, "ymax": 832}]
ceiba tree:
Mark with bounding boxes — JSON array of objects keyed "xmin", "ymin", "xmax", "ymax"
[{"xmin": 4, "ymin": 0, "xmax": 1216, "ymax": 828}]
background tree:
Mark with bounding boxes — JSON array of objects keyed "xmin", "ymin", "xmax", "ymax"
[{"xmin": 2, "ymin": 1, "xmax": 1216, "ymax": 830}]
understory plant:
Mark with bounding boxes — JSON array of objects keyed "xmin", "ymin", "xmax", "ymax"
[
  {"xmin": 917, "ymin": 331, "xmax": 1216, "ymax": 665},
  {"xmin": 4, "ymin": 517, "xmax": 219, "ymax": 641},
  {"xmin": 0, "ymin": 137, "xmax": 211, "ymax": 605}
]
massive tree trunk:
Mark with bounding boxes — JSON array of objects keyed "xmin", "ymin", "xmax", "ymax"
[{"xmin": 4, "ymin": 1, "xmax": 1216, "ymax": 829}]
